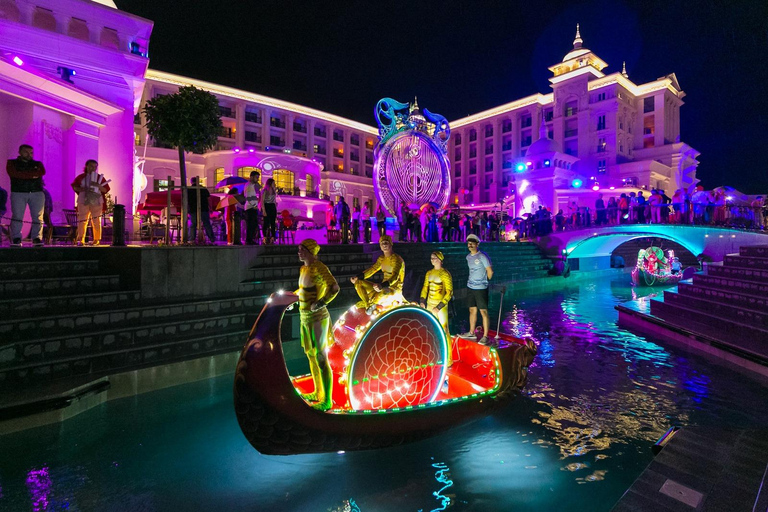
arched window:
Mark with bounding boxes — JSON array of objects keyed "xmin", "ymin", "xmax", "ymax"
[
  {"xmin": 273, "ymin": 169, "xmax": 294, "ymax": 194},
  {"xmin": 237, "ymin": 166, "xmax": 261, "ymax": 184},
  {"xmin": 214, "ymin": 167, "xmax": 225, "ymax": 191},
  {"xmin": 306, "ymin": 174, "xmax": 315, "ymax": 196}
]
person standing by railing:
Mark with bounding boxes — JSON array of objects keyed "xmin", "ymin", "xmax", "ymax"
[
  {"xmin": 260, "ymin": 178, "xmax": 278, "ymax": 244},
  {"xmin": 72, "ymin": 159, "xmax": 109, "ymax": 246},
  {"xmin": 6, "ymin": 144, "xmax": 46, "ymax": 247}
]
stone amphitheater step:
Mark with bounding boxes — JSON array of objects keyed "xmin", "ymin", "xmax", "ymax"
[
  {"xmin": 677, "ymin": 282, "xmax": 768, "ymax": 312},
  {"xmin": 650, "ymin": 299, "xmax": 768, "ymax": 357},
  {"xmin": 0, "ymin": 259, "xmax": 100, "ymax": 280},
  {"xmin": 0, "ymin": 326, "xmax": 250, "ymax": 392},
  {"xmin": 693, "ymin": 274, "xmax": 768, "ymax": 297},
  {"xmin": 724, "ymin": 254, "xmax": 768, "ymax": 271},
  {"xmin": 707, "ymin": 265, "xmax": 768, "ymax": 284},
  {"xmin": 0, "ymin": 290, "xmax": 143, "ymax": 318},
  {"xmin": 739, "ymin": 245, "xmax": 768, "ymax": 259},
  {"xmin": 0, "ymin": 295, "xmax": 263, "ymax": 342},
  {"xmin": 0, "ymin": 274, "xmax": 122, "ymax": 298},
  {"xmin": 663, "ymin": 290, "xmax": 768, "ymax": 328}
]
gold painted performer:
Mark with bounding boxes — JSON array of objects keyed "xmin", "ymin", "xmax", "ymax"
[
  {"xmin": 419, "ymin": 251, "xmax": 454, "ymax": 366},
  {"xmin": 295, "ymin": 239, "xmax": 339, "ymax": 410},
  {"xmin": 349, "ymin": 235, "xmax": 405, "ymax": 314}
]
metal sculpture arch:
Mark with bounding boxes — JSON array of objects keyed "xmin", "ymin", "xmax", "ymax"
[{"xmin": 373, "ymin": 98, "xmax": 451, "ymax": 217}]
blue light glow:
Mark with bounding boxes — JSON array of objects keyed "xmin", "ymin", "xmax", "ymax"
[{"xmin": 571, "ymin": 179, "xmax": 583, "ymax": 188}]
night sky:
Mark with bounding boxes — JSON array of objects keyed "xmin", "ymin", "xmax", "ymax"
[{"xmin": 116, "ymin": 0, "xmax": 768, "ymax": 193}]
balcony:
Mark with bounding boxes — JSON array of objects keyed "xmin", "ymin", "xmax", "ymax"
[
  {"xmin": 564, "ymin": 129, "xmax": 578, "ymax": 138},
  {"xmin": 219, "ymin": 127, "xmax": 234, "ymax": 139},
  {"xmin": 245, "ymin": 112, "xmax": 262, "ymax": 124},
  {"xmin": 520, "ymin": 118, "xmax": 532, "ymax": 128},
  {"xmin": 219, "ymin": 107, "xmax": 235, "ymax": 119},
  {"xmin": 269, "ymin": 137, "xmax": 285, "ymax": 146},
  {"xmin": 366, "ymin": 140, "xmax": 374, "ymax": 149},
  {"xmin": 502, "ymin": 124, "xmax": 512, "ymax": 133},
  {"xmin": 314, "ymin": 129, "xmax": 327, "ymax": 138},
  {"xmin": 333, "ymin": 165, "xmax": 344, "ymax": 173},
  {"xmin": 565, "ymin": 107, "xmax": 578, "ymax": 117},
  {"xmin": 333, "ymin": 133, "xmax": 344, "ymax": 142},
  {"xmin": 270, "ymin": 119, "xmax": 286, "ymax": 129},
  {"xmin": 596, "ymin": 145, "xmax": 607, "ymax": 153},
  {"xmin": 333, "ymin": 150, "xmax": 344, "ymax": 158},
  {"xmin": 315, "ymin": 147, "xmax": 326, "ymax": 155},
  {"xmin": 245, "ymin": 131, "xmax": 261, "ymax": 143},
  {"xmin": 293, "ymin": 142, "xmax": 308, "ymax": 151},
  {"xmin": 293, "ymin": 123, "xmax": 307, "ymax": 133}
]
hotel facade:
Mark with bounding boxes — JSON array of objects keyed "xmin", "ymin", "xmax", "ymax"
[{"xmin": 0, "ymin": 1, "xmax": 699, "ymax": 229}]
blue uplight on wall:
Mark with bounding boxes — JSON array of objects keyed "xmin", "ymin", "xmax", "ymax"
[
  {"xmin": 571, "ymin": 178, "xmax": 583, "ymax": 188},
  {"xmin": 515, "ymin": 163, "xmax": 526, "ymax": 173}
]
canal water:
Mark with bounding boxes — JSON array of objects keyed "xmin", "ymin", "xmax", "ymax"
[{"xmin": 1, "ymin": 274, "xmax": 766, "ymax": 511}]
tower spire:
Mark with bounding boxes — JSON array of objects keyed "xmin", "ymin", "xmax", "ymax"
[
  {"xmin": 539, "ymin": 112, "xmax": 548, "ymax": 140},
  {"xmin": 621, "ymin": 61, "xmax": 628, "ymax": 78},
  {"xmin": 573, "ymin": 23, "xmax": 583, "ymax": 49}
]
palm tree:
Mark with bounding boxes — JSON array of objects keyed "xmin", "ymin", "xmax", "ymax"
[{"xmin": 143, "ymin": 86, "xmax": 221, "ymax": 242}]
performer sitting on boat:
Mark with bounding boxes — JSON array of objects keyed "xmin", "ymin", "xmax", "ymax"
[
  {"xmin": 668, "ymin": 250, "xmax": 682, "ymax": 274},
  {"xmin": 420, "ymin": 251, "xmax": 454, "ymax": 366},
  {"xmin": 350, "ymin": 235, "xmax": 405, "ymax": 314},
  {"xmin": 296, "ymin": 238, "xmax": 340, "ymax": 410}
]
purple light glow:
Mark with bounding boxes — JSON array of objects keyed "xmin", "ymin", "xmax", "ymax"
[
  {"xmin": 233, "ymin": 147, "xmax": 240, "ymax": 153},
  {"xmin": 13, "ymin": 56, "xmax": 23, "ymax": 66},
  {"xmin": 25, "ymin": 467, "xmax": 52, "ymax": 512}
]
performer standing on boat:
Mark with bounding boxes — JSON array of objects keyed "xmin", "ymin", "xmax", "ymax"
[
  {"xmin": 462, "ymin": 234, "xmax": 494, "ymax": 345},
  {"xmin": 296, "ymin": 239, "xmax": 340, "ymax": 410},
  {"xmin": 350, "ymin": 235, "xmax": 404, "ymax": 314},
  {"xmin": 420, "ymin": 251, "xmax": 454, "ymax": 365}
]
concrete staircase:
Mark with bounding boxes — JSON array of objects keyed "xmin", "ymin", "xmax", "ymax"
[{"xmin": 650, "ymin": 245, "xmax": 768, "ymax": 362}]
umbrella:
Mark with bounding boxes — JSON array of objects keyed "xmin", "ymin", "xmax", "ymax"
[
  {"xmin": 215, "ymin": 194, "xmax": 246, "ymax": 210},
  {"xmin": 216, "ymin": 176, "xmax": 249, "ymax": 188}
]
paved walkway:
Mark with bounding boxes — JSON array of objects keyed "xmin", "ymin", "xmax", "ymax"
[{"xmin": 613, "ymin": 427, "xmax": 768, "ymax": 511}]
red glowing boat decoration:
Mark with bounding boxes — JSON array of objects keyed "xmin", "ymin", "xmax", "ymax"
[{"xmin": 234, "ymin": 292, "xmax": 536, "ymax": 455}]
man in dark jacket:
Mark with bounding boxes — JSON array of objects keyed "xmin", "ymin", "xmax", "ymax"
[
  {"xmin": 333, "ymin": 196, "xmax": 351, "ymax": 244},
  {"xmin": 6, "ymin": 144, "xmax": 45, "ymax": 246}
]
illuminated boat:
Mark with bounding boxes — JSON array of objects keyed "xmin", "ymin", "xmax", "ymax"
[
  {"xmin": 234, "ymin": 292, "xmax": 536, "ymax": 455},
  {"xmin": 631, "ymin": 246, "xmax": 695, "ymax": 286}
]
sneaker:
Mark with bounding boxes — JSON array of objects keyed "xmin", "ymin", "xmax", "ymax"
[
  {"xmin": 33, "ymin": 238, "xmax": 43, "ymax": 247},
  {"xmin": 478, "ymin": 336, "xmax": 490, "ymax": 345},
  {"xmin": 11, "ymin": 238, "xmax": 22, "ymax": 247},
  {"xmin": 460, "ymin": 332, "xmax": 477, "ymax": 340}
]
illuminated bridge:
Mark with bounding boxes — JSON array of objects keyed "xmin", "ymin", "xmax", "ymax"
[{"xmin": 536, "ymin": 225, "xmax": 768, "ymax": 270}]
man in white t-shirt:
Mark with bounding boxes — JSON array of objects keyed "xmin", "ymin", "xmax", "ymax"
[
  {"xmin": 244, "ymin": 171, "xmax": 261, "ymax": 245},
  {"xmin": 461, "ymin": 234, "xmax": 494, "ymax": 344}
]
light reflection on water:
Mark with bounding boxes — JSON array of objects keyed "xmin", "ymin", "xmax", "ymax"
[{"xmin": 1, "ymin": 275, "xmax": 767, "ymax": 511}]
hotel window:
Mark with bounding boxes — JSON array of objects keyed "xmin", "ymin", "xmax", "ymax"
[
  {"xmin": 454, "ymin": 149, "xmax": 461, "ymax": 161},
  {"xmin": 521, "ymin": 135, "xmax": 532, "ymax": 147},
  {"xmin": 237, "ymin": 166, "xmax": 261, "ymax": 183},
  {"xmin": 273, "ymin": 169, "xmax": 294, "ymax": 193},
  {"xmin": 597, "ymin": 115, "xmax": 606, "ymax": 131},
  {"xmin": 454, "ymin": 133, "xmax": 462, "ymax": 144},
  {"xmin": 597, "ymin": 137, "xmax": 606, "ymax": 153},
  {"xmin": 520, "ymin": 116, "xmax": 532, "ymax": 128},
  {"xmin": 502, "ymin": 121, "xmax": 512, "ymax": 133},
  {"xmin": 598, "ymin": 160, "xmax": 606, "ymax": 174},
  {"xmin": 214, "ymin": 167, "xmax": 225, "ymax": 191},
  {"xmin": 544, "ymin": 110, "xmax": 554, "ymax": 122},
  {"xmin": 469, "ymin": 129, "xmax": 477, "ymax": 142},
  {"xmin": 154, "ymin": 179, "xmax": 175, "ymax": 192},
  {"xmin": 643, "ymin": 97, "xmax": 654, "ymax": 113},
  {"xmin": 306, "ymin": 174, "xmax": 315, "ymax": 195},
  {"xmin": 454, "ymin": 163, "xmax": 462, "ymax": 177},
  {"xmin": 469, "ymin": 163, "xmax": 477, "ymax": 175},
  {"xmin": 485, "ymin": 125, "xmax": 493, "ymax": 137},
  {"xmin": 245, "ymin": 109, "xmax": 261, "ymax": 124}
]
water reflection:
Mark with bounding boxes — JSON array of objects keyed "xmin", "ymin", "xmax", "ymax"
[{"xmin": 1, "ymin": 276, "xmax": 766, "ymax": 512}]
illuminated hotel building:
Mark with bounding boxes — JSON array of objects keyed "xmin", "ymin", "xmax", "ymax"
[
  {"xmin": 0, "ymin": 0, "xmax": 699, "ymax": 225},
  {"xmin": 449, "ymin": 26, "xmax": 700, "ymax": 214},
  {"xmin": 136, "ymin": 71, "xmax": 381, "ymax": 217}
]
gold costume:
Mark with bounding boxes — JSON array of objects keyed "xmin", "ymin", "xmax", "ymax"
[
  {"xmin": 295, "ymin": 260, "xmax": 339, "ymax": 409},
  {"xmin": 354, "ymin": 253, "xmax": 405, "ymax": 308},
  {"xmin": 420, "ymin": 268, "xmax": 454, "ymax": 365}
]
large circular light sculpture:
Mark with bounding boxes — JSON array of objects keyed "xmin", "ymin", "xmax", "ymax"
[{"xmin": 373, "ymin": 98, "xmax": 451, "ymax": 217}]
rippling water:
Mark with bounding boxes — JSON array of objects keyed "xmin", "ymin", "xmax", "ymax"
[{"xmin": 1, "ymin": 275, "xmax": 766, "ymax": 511}]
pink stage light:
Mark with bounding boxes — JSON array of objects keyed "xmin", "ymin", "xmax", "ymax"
[
  {"xmin": 248, "ymin": 148, "xmax": 255, "ymax": 153},
  {"xmin": 233, "ymin": 147, "xmax": 240, "ymax": 153},
  {"xmin": 12, "ymin": 56, "xmax": 23, "ymax": 66}
]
